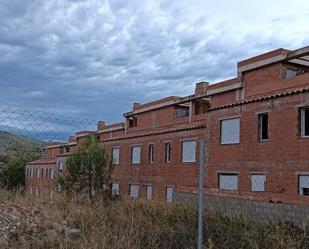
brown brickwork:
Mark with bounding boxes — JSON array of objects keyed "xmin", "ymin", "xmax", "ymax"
[{"xmin": 26, "ymin": 45, "xmax": 309, "ymax": 205}]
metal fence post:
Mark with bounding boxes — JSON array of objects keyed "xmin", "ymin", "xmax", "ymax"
[{"xmin": 197, "ymin": 139, "xmax": 206, "ymax": 249}]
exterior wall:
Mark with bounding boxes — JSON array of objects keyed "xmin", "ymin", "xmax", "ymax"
[
  {"xmin": 25, "ymin": 163, "xmax": 56, "ymax": 197},
  {"xmin": 46, "ymin": 147, "xmax": 62, "ymax": 159},
  {"xmin": 104, "ymin": 127, "xmax": 205, "ymax": 200},
  {"xmin": 238, "ymin": 48, "xmax": 289, "ymax": 67},
  {"xmin": 133, "ymin": 96, "xmax": 180, "ymax": 111},
  {"xmin": 244, "ymin": 66, "xmax": 309, "ymax": 98},
  {"xmin": 126, "ymin": 106, "xmax": 191, "ymax": 133},
  {"xmin": 174, "ymin": 192, "xmax": 309, "ymax": 225},
  {"xmin": 243, "ymin": 63, "xmax": 284, "ymax": 97},
  {"xmin": 25, "ymin": 143, "xmax": 76, "ymax": 197},
  {"xmin": 210, "ymin": 91, "xmax": 237, "ymax": 108},
  {"xmin": 24, "ymin": 46, "xmax": 309, "ymax": 207},
  {"xmin": 56, "ymin": 155, "xmax": 68, "ymax": 175},
  {"xmin": 206, "ymin": 91, "xmax": 309, "ymax": 205},
  {"xmin": 98, "ymin": 129, "xmax": 124, "ymax": 139}
]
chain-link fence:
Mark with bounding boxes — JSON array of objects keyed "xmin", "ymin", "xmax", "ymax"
[
  {"xmin": 0, "ymin": 105, "xmax": 96, "ymax": 191},
  {"xmin": 0, "ymin": 105, "xmax": 308, "ymax": 249}
]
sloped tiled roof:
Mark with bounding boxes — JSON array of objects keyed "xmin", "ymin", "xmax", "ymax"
[
  {"xmin": 210, "ymin": 86, "xmax": 309, "ymax": 111},
  {"xmin": 103, "ymin": 122, "xmax": 206, "ymax": 142}
]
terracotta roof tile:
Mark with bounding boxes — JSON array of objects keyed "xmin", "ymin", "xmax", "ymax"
[
  {"xmin": 103, "ymin": 122, "xmax": 206, "ymax": 142},
  {"xmin": 210, "ymin": 86, "xmax": 309, "ymax": 111}
]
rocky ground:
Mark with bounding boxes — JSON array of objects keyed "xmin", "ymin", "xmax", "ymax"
[
  {"xmin": 0, "ymin": 193, "xmax": 306, "ymax": 249},
  {"xmin": 0, "ymin": 201, "xmax": 80, "ymax": 248}
]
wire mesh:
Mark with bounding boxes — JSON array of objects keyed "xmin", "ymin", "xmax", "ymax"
[{"xmin": 0, "ymin": 106, "xmax": 308, "ymax": 249}]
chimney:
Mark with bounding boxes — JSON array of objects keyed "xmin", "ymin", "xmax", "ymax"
[
  {"xmin": 68, "ymin": 136, "xmax": 76, "ymax": 143},
  {"xmin": 97, "ymin": 120, "xmax": 106, "ymax": 131},
  {"xmin": 133, "ymin": 102, "xmax": 141, "ymax": 110},
  {"xmin": 195, "ymin": 81, "xmax": 209, "ymax": 95}
]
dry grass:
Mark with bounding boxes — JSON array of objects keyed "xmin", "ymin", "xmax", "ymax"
[{"xmin": 1, "ymin": 191, "xmax": 309, "ymax": 249}]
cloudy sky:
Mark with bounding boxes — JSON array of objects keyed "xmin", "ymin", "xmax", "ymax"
[{"xmin": 0, "ymin": 0, "xmax": 309, "ymax": 126}]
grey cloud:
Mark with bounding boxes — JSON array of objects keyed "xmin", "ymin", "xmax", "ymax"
[{"xmin": 0, "ymin": 0, "xmax": 308, "ymax": 127}]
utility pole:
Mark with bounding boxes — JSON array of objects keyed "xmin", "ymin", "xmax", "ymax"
[{"xmin": 197, "ymin": 139, "xmax": 206, "ymax": 249}]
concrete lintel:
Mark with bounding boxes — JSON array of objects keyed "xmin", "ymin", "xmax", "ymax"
[
  {"xmin": 238, "ymin": 46, "xmax": 309, "ymax": 73},
  {"xmin": 288, "ymin": 58, "xmax": 309, "ymax": 67},
  {"xmin": 207, "ymin": 82, "xmax": 242, "ymax": 96},
  {"xmin": 287, "ymin": 46, "xmax": 309, "ymax": 59},
  {"xmin": 96, "ymin": 125, "xmax": 125, "ymax": 134},
  {"xmin": 238, "ymin": 54, "xmax": 287, "ymax": 73},
  {"xmin": 124, "ymin": 100, "xmax": 176, "ymax": 117},
  {"xmin": 124, "ymin": 95, "xmax": 211, "ymax": 117},
  {"xmin": 45, "ymin": 143, "xmax": 66, "ymax": 149},
  {"xmin": 75, "ymin": 133, "xmax": 94, "ymax": 139}
]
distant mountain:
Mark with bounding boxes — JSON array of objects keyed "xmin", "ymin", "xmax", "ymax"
[{"xmin": 0, "ymin": 131, "xmax": 44, "ymax": 158}]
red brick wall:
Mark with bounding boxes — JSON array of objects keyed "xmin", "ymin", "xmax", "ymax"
[
  {"xmin": 243, "ymin": 65, "xmax": 309, "ymax": 98},
  {"xmin": 98, "ymin": 129, "xmax": 125, "ymax": 140},
  {"xmin": 25, "ymin": 163, "xmax": 56, "ymax": 197},
  {"xmin": 46, "ymin": 147, "xmax": 62, "ymax": 159},
  {"xmin": 237, "ymin": 48, "xmax": 288, "ymax": 68},
  {"xmin": 104, "ymin": 128, "xmax": 205, "ymax": 200},
  {"xmin": 133, "ymin": 96, "xmax": 180, "ymax": 111},
  {"xmin": 24, "ymin": 47, "xmax": 309, "ymax": 206},
  {"xmin": 210, "ymin": 91, "xmax": 237, "ymax": 108},
  {"xmin": 127, "ymin": 106, "xmax": 191, "ymax": 132},
  {"xmin": 206, "ymin": 91, "xmax": 309, "ymax": 205}
]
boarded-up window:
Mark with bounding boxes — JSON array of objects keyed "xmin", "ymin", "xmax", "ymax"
[
  {"xmin": 182, "ymin": 140, "xmax": 197, "ymax": 162},
  {"xmin": 300, "ymin": 107, "xmax": 309, "ymax": 137},
  {"xmin": 36, "ymin": 168, "xmax": 40, "ymax": 178},
  {"xmin": 129, "ymin": 184, "xmax": 139, "ymax": 198},
  {"xmin": 50, "ymin": 169, "xmax": 54, "ymax": 179},
  {"xmin": 112, "ymin": 182, "xmax": 119, "ymax": 195},
  {"xmin": 58, "ymin": 162, "xmax": 64, "ymax": 172},
  {"xmin": 299, "ymin": 175, "xmax": 309, "ymax": 196},
  {"xmin": 285, "ymin": 69, "xmax": 297, "ymax": 79},
  {"xmin": 131, "ymin": 146, "xmax": 141, "ymax": 164},
  {"xmin": 220, "ymin": 118, "xmax": 240, "ymax": 144},
  {"xmin": 112, "ymin": 148, "xmax": 120, "ymax": 164},
  {"xmin": 251, "ymin": 174, "xmax": 266, "ymax": 192},
  {"xmin": 166, "ymin": 187, "xmax": 173, "ymax": 203},
  {"xmin": 146, "ymin": 185, "xmax": 153, "ymax": 200},
  {"xmin": 175, "ymin": 107, "xmax": 189, "ymax": 118},
  {"xmin": 219, "ymin": 173, "xmax": 238, "ymax": 190}
]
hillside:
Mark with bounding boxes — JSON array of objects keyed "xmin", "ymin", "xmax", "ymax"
[{"xmin": 0, "ymin": 131, "xmax": 44, "ymax": 158}]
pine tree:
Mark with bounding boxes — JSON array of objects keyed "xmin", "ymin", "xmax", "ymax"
[{"xmin": 58, "ymin": 135, "xmax": 114, "ymax": 202}]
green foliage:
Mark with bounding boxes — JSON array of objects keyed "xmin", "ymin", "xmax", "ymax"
[
  {"xmin": 58, "ymin": 135, "xmax": 114, "ymax": 201},
  {"xmin": 0, "ymin": 146, "xmax": 41, "ymax": 190}
]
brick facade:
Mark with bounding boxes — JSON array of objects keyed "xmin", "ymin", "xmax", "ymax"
[{"xmin": 26, "ymin": 46, "xmax": 309, "ymax": 205}]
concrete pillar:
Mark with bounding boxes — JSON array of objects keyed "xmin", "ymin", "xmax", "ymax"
[
  {"xmin": 189, "ymin": 101, "xmax": 195, "ymax": 123},
  {"xmin": 125, "ymin": 118, "xmax": 128, "ymax": 134}
]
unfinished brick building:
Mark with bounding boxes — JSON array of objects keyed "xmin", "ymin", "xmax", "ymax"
[{"xmin": 26, "ymin": 46, "xmax": 309, "ymax": 205}]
